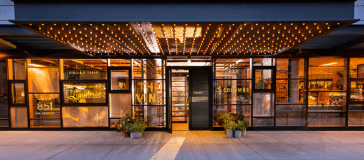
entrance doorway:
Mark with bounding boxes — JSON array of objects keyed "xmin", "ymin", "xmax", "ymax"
[{"xmin": 167, "ymin": 67, "xmax": 211, "ymax": 132}]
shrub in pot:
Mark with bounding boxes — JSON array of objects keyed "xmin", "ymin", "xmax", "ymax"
[
  {"xmin": 235, "ymin": 120, "xmax": 248, "ymax": 138},
  {"xmin": 126, "ymin": 118, "xmax": 146, "ymax": 139},
  {"xmin": 219, "ymin": 113, "xmax": 237, "ymax": 138},
  {"xmin": 115, "ymin": 114, "xmax": 134, "ymax": 137}
]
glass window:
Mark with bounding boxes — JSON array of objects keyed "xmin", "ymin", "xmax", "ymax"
[
  {"xmin": 253, "ymin": 92, "xmax": 274, "ymax": 117},
  {"xmin": 133, "ymin": 80, "xmax": 165, "ymax": 105},
  {"xmin": 28, "ymin": 94, "xmax": 60, "ymax": 121},
  {"xmin": 214, "ymin": 80, "xmax": 251, "ymax": 104},
  {"xmin": 11, "ymin": 83, "xmax": 25, "ymax": 104},
  {"xmin": 28, "ymin": 59, "xmax": 58, "ymax": 67},
  {"xmin": 255, "ymin": 69, "xmax": 272, "ymax": 89},
  {"xmin": 349, "ymin": 58, "xmax": 364, "ymax": 78},
  {"xmin": 308, "ymin": 92, "xmax": 346, "ymax": 111},
  {"xmin": 348, "ymin": 104, "xmax": 364, "ymax": 126},
  {"xmin": 350, "ymin": 80, "xmax": 364, "ymax": 102},
  {"xmin": 276, "ymin": 105, "xmax": 306, "ymax": 126},
  {"xmin": 63, "ymin": 59, "xmax": 107, "ymax": 80},
  {"xmin": 13, "ymin": 59, "xmax": 26, "ymax": 80},
  {"xmin": 110, "ymin": 69, "xmax": 130, "ymax": 91},
  {"xmin": 10, "ymin": 107, "xmax": 28, "ymax": 128},
  {"xmin": 276, "ymin": 80, "xmax": 306, "ymax": 104},
  {"xmin": 62, "ymin": 106, "xmax": 108, "ymax": 127},
  {"xmin": 109, "ymin": 59, "xmax": 131, "ymax": 67},
  {"xmin": 132, "ymin": 105, "xmax": 165, "ymax": 127},
  {"xmin": 28, "ymin": 67, "xmax": 59, "ymax": 93},
  {"xmin": 214, "ymin": 105, "xmax": 251, "ymax": 127},
  {"xmin": 253, "ymin": 58, "xmax": 273, "ymax": 66},
  {"xmin": 63, "ymin": 82, "xmax": 106, "ymax": 104},
  {"xmin": 214, "ymin": 59, "xmax": 251, "ymax": 79},
  {"xmin": 276, "ymin": 58, "xmax": 305, "ymax": 79},
  {"xmin": 109, "ymin": 93, "xmax": 131, "ymax": 118},
  {"xmin": 308, "ymin": 112, "xmax": 345, "ymax": 127}
]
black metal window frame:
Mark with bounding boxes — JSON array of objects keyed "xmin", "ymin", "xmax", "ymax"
[{"xmin": 107, "ymin": 67, "xmax": 132, "ymax": 93}]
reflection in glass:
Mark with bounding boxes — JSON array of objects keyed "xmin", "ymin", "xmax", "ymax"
[
  {"xmin": 63, "ymin": 83, "xmax": 106, "ymax": 104},
  {"xmin": 13, "ymin": 59, "xmax": 26, "ymax": 80},
  {"xmin": 215, "ymin": 80, "xmax": 251, "ymax": 104},
  {"xmin": 215, "ymin": 59, "xmax": 251, "ymax": 79},
  {"xmin": 348, "ymin": 104, "xmax": 364, "ymax": 126},
  {"xmin": 308, "ymin": 112, "xmax": 345, "ymax": 127},
  {"xmin": 62, "ymin": 107, "xmax": 108, "ymax": 127},
  {"xmin": 28, "ymin": 67, "xmax": 59, "ymax": 92},
  {"xmin": 276, "ymin": 105, "xmax": 306, "ymax": 126},
  {"xmin": 349, "ymin": 58, "xmax": 364, "ymax": 78},
  {"xmin": 29, "ymin": 94, "xmax": 60, "ymax": 119},
  {"xmin": 110, "ymin": 70, "xmax": 129, "ymax": 90},
  {"xmin": 63, "ymin": 59, "xmax": 107, "ymax": 80},
  {"xmin": 255, "ymin": 69, "xmax": 272, "ymax": 89},
  {"xmin": 276, "ymin": 58, "xmax": 305, "ymax": 79},
  {"xmin": 253, "ymin": 58, "xmax": 273, "ymax": 66},
  {"xmin": 253, "ymin": 93, "xmax": 274, "ymax": 116},
  {"xmin": 253, "ymin": 118, "xmax": 274, "ymax": 126},
  {"xmin": 10, "ymin": 107, "xmax": 28, "ymax": 128},
  {"xmin": 110, "ymin": 59, "xmax": 131, "ymax": 67},
  {"xmin": 11, "ymin": 83, "xmax": 25, "ymax": 104},
  {"xmin": 29, "ymin": 59, "xmax": 58, "ymax": 67},
  {"xmin": 109, "ymin": 93, "xmax": 131, "ymax": 118}
]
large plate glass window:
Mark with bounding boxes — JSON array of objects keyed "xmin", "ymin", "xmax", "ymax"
[{"xmin": 62, "ymin": 82, "xmax": 107, "ymax": 105}]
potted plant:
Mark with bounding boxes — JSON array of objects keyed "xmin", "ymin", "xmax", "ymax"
[
  {"xmin": 115, "ymin": 114, "xmax": 133, "ymax": 137},
  {"xmin": 235, "ymin": 120, "xmax": 248, "ymax": 138},
  {"xmin": 126, "ymin": 118, "xmax": 146, "ymax": 139},
  {"xmin": 219, "ymin": 113, "xmax": 237, "ymax": 138}
]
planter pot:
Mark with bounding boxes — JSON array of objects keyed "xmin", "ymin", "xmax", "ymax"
[
  {"xmin": 226, "ymin": 129, "xmax": 234, "ymax": 138},
  {"xmin": 121, "ymin": 127, "xmax": 130, "ymax": 138},
  {"xmin": 242, "ymin": 128, "xmax": 247, "ymax": 137},
  {"xmin": 130, "ymin": 132, "xmax": 142, "ymax": 139},
  {"xmin": 234, "ymin": 131, "xmax": 242, "ymax": 138}
]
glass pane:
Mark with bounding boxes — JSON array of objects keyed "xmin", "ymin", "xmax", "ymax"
[
  {"xmin": 110, "ymin": 59, "xmax": 131, "ymax": 67},
  {"xmin": 253, "ymin": 118, "xmax": 274, "ymax": 126},
  {"xmin": 276, "ymin": 105, "xmax": 306, "ymax": 126},
  {"xmin": 308, "ymin": 112, "xmax": 345, "ymax": 127},
  {"xmin": 309, "ymin": 57, "xmax": 347, "ymax": 91},
  {"xmin": 110, "ymin": 70, "xmax": 129, "ymax": 90},
  {"xmin": 30, "ymin": 119, "xmax": 61, "ymax": 128},
  {"xmin": 109, "ymin": 93, "xmax": 131, "ymax": 118},
  {"xmin": 0, "ymin": 120, "xmax": 8, "ymax": 127},
  {"xmin": 215, "ymin": 59, "xmax": 251, "ymax": 79},
  {"xmin": 276, "ymin": 58, "xmax": 305, "ymax": 79},
  {"xmin": 133, "ymin": 80, "xmax": 165, "ymax": 105},
  {"xmin": 276, "ymin": 80, "xmax": 306, "ymax": 104},
  {"xmin": 11, "ymin": 83, "xmax": 25, "ymax": 104},
  {"xmin": 253, "ymin": 58, "xmax": 273, "ymax": 66},
  {"xmin": 63, "ymin": 59, "xmax": 107, "ymax": 80},
  {"xmin": 348, "ymin": 104, "xmax": 364, "ymax": 126},
  {"xmin": 253, "ymin": 93, "xmax": 274, "ymax": 116},
  {"xmin": 63, "ymin": 83, "xmax": 106, "ymax": 104},
  {"xmin": 29, "ymin": 59, "xmax": 58, "ymax": 67},
  {"xmin": 308, "ymin": 92, "xmax": 346, "ymax": 111},
  {"xmin": 10, "ymin": 107, "xmax": 28, "ymax": 128},
  {"xmin": 213, "ymin": 105, "xmax": 251, "ymax": 127},
  {"xmin": 146, "ymin": 105, "xmax": 165, "ymax": 127},
  {"xmin": 0, "ymin": 94, "xmax": 8, "ymax": 119},
  {"xmin": 13, "ymin": 59, "xmax": 26, "ymax": 80},
  {"xmin": 132, "ymin": 59, "xmax": 142, "ymax": 79},
  {"xmin": 255, "ymin": 69, "xmax": 272, "ymax": 89},
  {"xmin": 62, "ymin": 107, "xmax": 108, "ymax": 127},
  {"xmin": 349, "ymin": 58, "xmax": 364, "ymax": 78},
  {"xmin": 28, "ymin": 67, "xmax": 59, "ymax": 92},
  {"xmin": 350, "ymin": 80, "xmax": 364, "ymax": 102},
  {"xmin": 109, "ymin": 119, "xmax": 119, "ymax": 128},
  {"xmin": 145, "ymin": 59, "xmax": 163, "ymax": 79},
  {"xmin": 214, "ymin": 80, "xmax": 251, "ymax": 104},
  {"xmin": 28, "ymin": 94, "xmax": 60, "ymax": 119}
]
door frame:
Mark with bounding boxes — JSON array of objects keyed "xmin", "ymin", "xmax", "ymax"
[{"xmin": 166, "ymin": 66, "xmax": 213, "ymax": 133}]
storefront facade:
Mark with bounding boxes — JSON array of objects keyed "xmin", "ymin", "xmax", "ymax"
[
  {"xmin": 0, "ymin": 1, "xmax": 363, "ymax": 131},
  {"xmin": 1, "ymin": 56, "xmax": 364, "ymax": 131}
]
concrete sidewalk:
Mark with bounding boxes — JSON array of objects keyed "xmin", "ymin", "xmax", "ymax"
[{"xmin": 0, "ymin": 130, "xmax": 364, "ymax": 160}]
